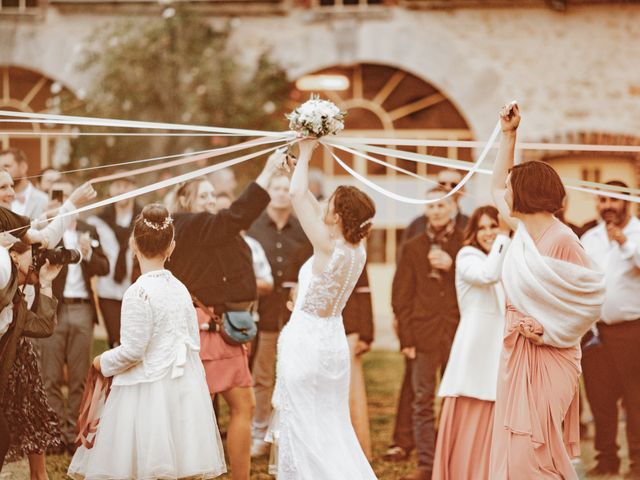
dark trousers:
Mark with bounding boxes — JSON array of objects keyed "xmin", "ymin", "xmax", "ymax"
[
  {"xmin": 392, "ymin": 357, "xmax": 415, "ymax": 451},
  {"xmin": 98, "ymin": 298, "xmax": 122, "ymax": 348},
  {"xmin": 582, "ymin": 320, "xmax": 640, "ymax": 473},
  {"xmin": 411, "ymin": 349, "xmax": 449, "ymax": 471},
  {"xmin": 38, "ymin": 303, "xmax": 94, "ymax": 445}
]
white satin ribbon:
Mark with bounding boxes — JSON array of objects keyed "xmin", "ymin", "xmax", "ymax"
[
  {"xmin": 320, "ymin": 122, "xmax": 501, "ymax": 205},
  {"xmin": 328, "ymin": 135, "xmax": 640, "ymax": 153},
  {"xmin": 323, "ymin": 139, "xmax": 640, "ymax": 203},
  {"xmin": 330, "ymin": 143, "xmax": 436, "ymax": 185},
  {"xmin": 2, "ymin": 131, "xmax": 241, "ymax": 137},
  {"xmin": 1, "ymin": 140, "xmax": 295, "ymax": 236},
  {"xmin": 2, "ymin": 110, "xmax": 638, "ymax": 205},
  {"xmin": 0, "ymin": 109, "xmax": 293, "ymax": 138}
]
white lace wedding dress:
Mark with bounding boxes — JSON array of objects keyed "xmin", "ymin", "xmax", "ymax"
[{"xmin": 267, "ymin": 239, "xmax": 377, "ymax": 479}]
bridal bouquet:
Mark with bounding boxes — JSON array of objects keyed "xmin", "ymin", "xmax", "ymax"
[{"xmin": 286, "ymin": 95, "xmax": 346, "ymax": 137}]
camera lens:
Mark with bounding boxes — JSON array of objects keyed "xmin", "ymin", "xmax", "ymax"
[{"xmin": 44, "ymin": 247, "xmax": 82, "ymax": 265}]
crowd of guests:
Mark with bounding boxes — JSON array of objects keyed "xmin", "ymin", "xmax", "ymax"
[
  {"xmin": 0, "ymin": 147, "xmax": 375, "ymax": 479},
  {"xmin": 0, "ymin": 116, "xmax": 638, "ymax": 479}
]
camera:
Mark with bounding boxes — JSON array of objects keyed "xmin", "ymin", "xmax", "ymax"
[{"xmin": 32, "ymin": 244, "xmax": 82, "ymax": 271}]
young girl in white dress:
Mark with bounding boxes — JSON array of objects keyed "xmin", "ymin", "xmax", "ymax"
[
  {"xmin": 266, "ymin": 139, "xmax": 378, "ymax": 479},
  {"xmin": 68, "ymin": 204, "xmax": 226, "ymax": 480}
]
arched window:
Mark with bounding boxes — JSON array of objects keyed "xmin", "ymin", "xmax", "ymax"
[
  {"xmin": 0, "ymin": 66, "xmax": 76, "ymax": 174},
  {"xmin": 291, "ymin": 63, "xmax": 472, "ymax": 262}
]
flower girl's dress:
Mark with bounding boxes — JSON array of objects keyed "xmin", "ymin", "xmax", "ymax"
[{"xmin": 68, "ymin": 269, "xmax": 226, "ymax": 479}]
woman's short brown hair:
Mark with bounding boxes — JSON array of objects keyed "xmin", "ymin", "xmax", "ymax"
[
  {"xmin": 510, "ymin": 160, "xmax": 565, "ymax": 214},
  {"xmin": 463, "ymin": 205, "xmax": 499, "ymax": 253}
]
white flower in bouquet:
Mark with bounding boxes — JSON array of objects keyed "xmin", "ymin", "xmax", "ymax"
[{"xmin": 286, "ymin": 95, "xmax": 347, "ymax": 137}]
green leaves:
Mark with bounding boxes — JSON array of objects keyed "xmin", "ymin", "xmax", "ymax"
[{"xmin": 65, "ymin": 7, "xmax": 289, "ymax": 182}]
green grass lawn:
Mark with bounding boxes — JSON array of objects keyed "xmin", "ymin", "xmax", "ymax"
[{"xmin": 1, "ymin": 349, "xmax": 628, "ymax": 479}]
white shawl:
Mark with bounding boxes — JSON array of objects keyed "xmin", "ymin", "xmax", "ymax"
[{"xmin": 502, "ymin": 223, "xmax": 605, "ymax": 348}]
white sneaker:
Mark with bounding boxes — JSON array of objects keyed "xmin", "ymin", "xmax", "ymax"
[{"xmin": 251, "ymin": 439, "xmax": 270, "ymax": 458}]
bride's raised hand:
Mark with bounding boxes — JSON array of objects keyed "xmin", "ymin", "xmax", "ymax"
[
  {"xmin": 298, "ymin": 137, "xmax": 319, "ymax": 160},
  {"xmin": 500, "ymin": 102, "xmax": 520, "ymax": 133}
]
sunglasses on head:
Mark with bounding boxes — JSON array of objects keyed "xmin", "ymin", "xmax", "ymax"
[{"xmin": 439, "ymin": 181, "xmax": 459, "ymax": 189}]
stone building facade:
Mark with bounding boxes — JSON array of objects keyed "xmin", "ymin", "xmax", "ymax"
[{"xmin": 2, "ymin": 0, "xmax": 639, "ymax": 345}]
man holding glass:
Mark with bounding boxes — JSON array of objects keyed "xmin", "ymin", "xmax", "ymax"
[{"xmin": 392, "ymin": 185, "xmax": 463, "ymax": 480}]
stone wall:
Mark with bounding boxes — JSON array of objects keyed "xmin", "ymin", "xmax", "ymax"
[
  {"xmin": 3, "ymin": 3, "xmax": 639, "ymax": 348},
  {"xmin": 2, "ymin": 4, "xmax": 640, "ymax": 142}
]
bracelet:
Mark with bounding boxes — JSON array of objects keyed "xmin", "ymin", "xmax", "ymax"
[{"xmin": 40, "ymin": 283, "xmax": 52, "ymax": 289}]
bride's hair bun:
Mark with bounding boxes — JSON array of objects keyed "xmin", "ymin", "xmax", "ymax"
[
  {"xmin": 133, "ymin": 204, "xmax": 174, "ymax": 258},
  {"xmin": 330, "ymin": 186, "xmax": 376, "ymax": 244}
]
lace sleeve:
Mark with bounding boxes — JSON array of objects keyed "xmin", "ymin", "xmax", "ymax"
[{"xmin": 101, "ymin": 285, "xmax": 153, "ymax": 377}]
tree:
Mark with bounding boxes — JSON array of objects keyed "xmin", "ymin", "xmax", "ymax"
[{"xmin": 65, "ymin": 7, "xmax": 290, "ymax": 183}]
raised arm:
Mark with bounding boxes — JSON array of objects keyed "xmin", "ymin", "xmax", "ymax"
[
  {"xmin": 491, "ymin": 103, "xmax": 520, "ymax": 231},
  {"xmin": 24, "ymin": 183, "xmax": 97, "ymax": 248},
  {"xmin": 456, "ymin": 234, "xmax": 511, "ymax": 286},
  {"xmin": 289, "ymin": 139, "xmax": 333, "ymax": 254},
  {"xmin": 178, "ymin": 182, "xmax": 270, "ymax": 246},
  {"xmin": 176, "ymin": 152, "xmax": 288, "ymax": 245}
]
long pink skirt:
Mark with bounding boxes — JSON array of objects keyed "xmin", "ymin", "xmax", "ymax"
[
  {"xmin": 489, "ymin": 306, "xmax": 581, "ymax": 480},
  {"xmin": 432, "ymin": 396, "xmax": 494, "ymax": 480}
]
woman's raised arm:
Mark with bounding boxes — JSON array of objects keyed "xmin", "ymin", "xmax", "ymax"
[
  {"xmin": 289, "ymin": 139, "xmax": 333, "ymax": 254},
  {"xmin": 492, "ymin": 102, "xmax": 520, "ymax": 231}
]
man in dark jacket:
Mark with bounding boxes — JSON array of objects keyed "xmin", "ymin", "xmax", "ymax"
[
  {"xmin": 37, "ymin": 179, "xmax": 109, "ymax": 453},
  {"xmin": 401, "ymin": 169, "xmax": 469, "ymax": 245},
  {"xmin": 393, "ymin": 186, "xmax": 463, "ymax": 480},
  {"xmin": 386, "ymin": 175, "xmax": 468, "ymax": 463}
]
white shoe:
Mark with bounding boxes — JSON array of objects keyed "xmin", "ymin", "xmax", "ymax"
[{"xmin": 251, "ymin": 439, "xmax": 271, "ymax": 458}]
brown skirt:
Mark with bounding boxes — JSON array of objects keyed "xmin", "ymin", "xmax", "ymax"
[
  {"xmin": 2, "ymin": 338, "xmax": 62, "ymax": 460},
  {"xmin": 433, "ymin": 396, "xmax": 494, "ymax": 480}
]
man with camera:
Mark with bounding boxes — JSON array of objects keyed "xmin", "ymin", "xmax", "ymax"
[{"xmin": 37, "ymin": 178, "xmax": 109, "ymax": 455}]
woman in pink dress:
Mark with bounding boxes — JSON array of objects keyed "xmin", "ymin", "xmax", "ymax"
[{"xmin": 489, "ymin": 103, "xmax": 605, "ymax": 479}]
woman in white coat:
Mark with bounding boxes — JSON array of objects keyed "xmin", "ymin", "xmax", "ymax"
[{"xmin": 432, "ymin": 205, "xmax": 510, "ymax": 480}]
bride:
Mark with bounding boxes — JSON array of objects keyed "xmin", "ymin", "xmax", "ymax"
[{"xmin": 266, "ymin": 138, "xmax": 377, "ymax": 479}]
